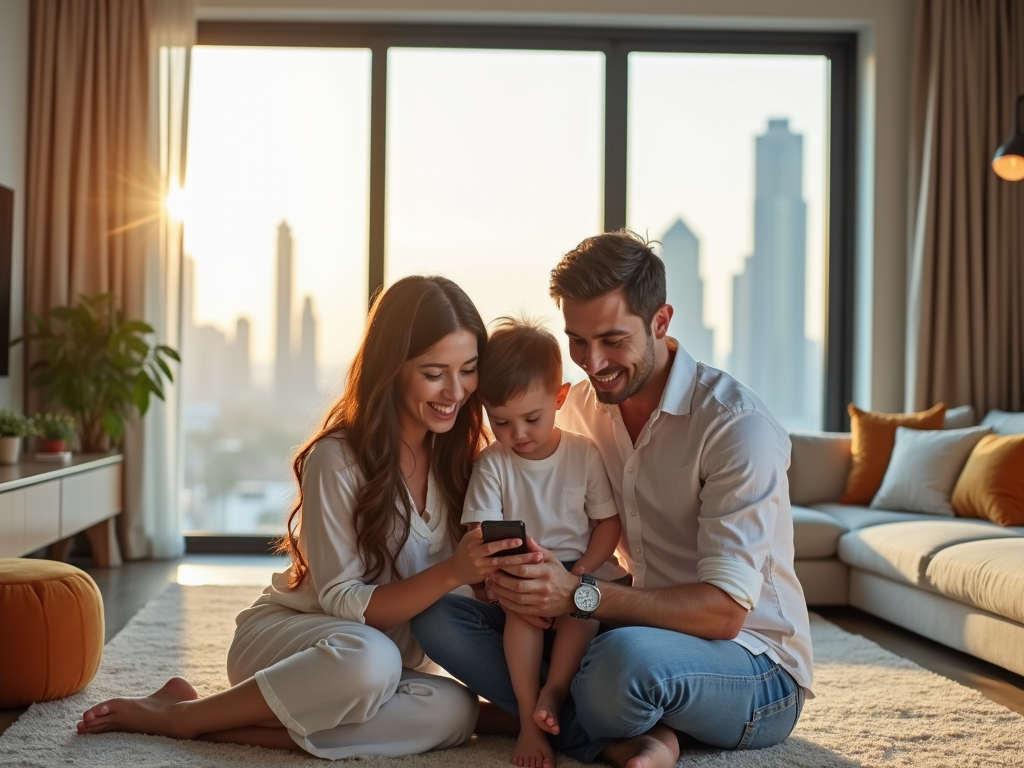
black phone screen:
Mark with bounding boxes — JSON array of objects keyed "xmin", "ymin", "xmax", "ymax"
[{"xmin": 480, "ymin": 520, "xmax": 529, "ymax": 556}]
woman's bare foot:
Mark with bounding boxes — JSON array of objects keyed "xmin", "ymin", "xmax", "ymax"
[
  {"xmin": 512, "ymin": 721, "xmax": 555, "ymax": 768},
  {"xmin": 599, "ymin": 724, "xmax": 680, "ymax": 768},
  {"xmin": 533, "ymin": 683, "xmax": 567, "ymax": 735},
  {"xmin": 77, "ymin": 677, "xmax": 200, "ymax": 738}
]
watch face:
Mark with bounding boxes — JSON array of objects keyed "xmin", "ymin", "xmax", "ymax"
[{"xmin": 574, "ymin": 584, "xmax": 600, "ymax": 612}]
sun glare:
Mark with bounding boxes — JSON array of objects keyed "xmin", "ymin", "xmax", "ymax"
[{"xmin": 166, "ymin": 185, "xmax": 188, "ymax": 221}]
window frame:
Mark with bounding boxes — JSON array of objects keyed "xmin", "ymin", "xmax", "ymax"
[{"xmin": 187, "ymin": 21, "xmax": 856, "ymax": 552}]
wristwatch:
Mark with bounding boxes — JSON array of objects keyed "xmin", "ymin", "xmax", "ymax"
[{"xmin": 571, "ymin": 574, "xmax": 601, "ymax": 619}]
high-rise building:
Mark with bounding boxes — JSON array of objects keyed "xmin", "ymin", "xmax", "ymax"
[
  {"xmin": 660, "ymin": 218, "xmax": 715, "ymax": 366},
  {"xmin": 729, "ymin": 118, "xmax": 808, "ymax": 421},
  {"xmin": 297, "ymin": 296, "xmax": 318, "ymax": 399},
  {"xmin": 274, "ymin": 221, "xmax": 294, "ymax": 399},
  {"xmin": 230, "ymin": 317, "xmax": 251, "ymax": 392}
]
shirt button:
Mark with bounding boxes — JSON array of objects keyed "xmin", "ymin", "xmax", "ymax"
[
  {"xmin": 634, "ymin": 547, "xmax": 641, "ymax": 554},
  {"xmin": 630, "ymin": 509, "xmax": 637, "ymax": 516},
  {"xmin": 628, "ymin": 467, "xmax": 635, "ymax": 474}
]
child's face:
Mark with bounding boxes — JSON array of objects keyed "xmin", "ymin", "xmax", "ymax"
[{"xmin": 484, "ymin": 382, "xmax": 569, "ymax": 460}]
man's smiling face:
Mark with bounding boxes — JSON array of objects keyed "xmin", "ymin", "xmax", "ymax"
[{"xmin": 562, "ymin": 288, "xmax": 658, "ymax": 405}]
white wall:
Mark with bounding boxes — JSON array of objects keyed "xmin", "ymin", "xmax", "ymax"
[
  {"xmin": 0, "ymin": 0, "xmax": 29, "ymax": 412},
  {"xmin": 203, "ymin": 0, "xmax": 916, "ymax": 412}
]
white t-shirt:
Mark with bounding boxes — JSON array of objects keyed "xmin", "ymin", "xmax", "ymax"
[
  {"xmin": 254, "ymin": 435, "xmax": 466, "ymax": 670},
  {"xmin": 462, "ymin": 430, "xmax": 627, "ymax": 580},
  {"xmin": 557, "ymin": 340, "xmax": 815, "ymax": 694}
]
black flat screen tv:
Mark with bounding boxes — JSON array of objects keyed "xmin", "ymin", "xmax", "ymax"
[{"xmin": 0, "ymin": 184, "xmax": 12, "ymax": 376}]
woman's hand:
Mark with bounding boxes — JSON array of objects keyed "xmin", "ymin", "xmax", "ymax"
[
  {"xmin": 449, "ymin": 527, "xmax": 529, "ymax": 587},
  {"xmin": 487, "ymin": 537, "xmax": 578, "ymax": 618}
]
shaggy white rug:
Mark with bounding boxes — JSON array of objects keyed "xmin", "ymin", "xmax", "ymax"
[{"xmin": 1, "ymin": 584, "xmax": 1022, "ymax": 768}]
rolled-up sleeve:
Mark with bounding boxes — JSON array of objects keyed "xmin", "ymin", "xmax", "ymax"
[
  {"xmin": 300, "ymin": 439, "xmax": 378, "ymax": 622},
  {"xmin": 696, "ymin": 409, "xmax": 791, "ymax": 610}
]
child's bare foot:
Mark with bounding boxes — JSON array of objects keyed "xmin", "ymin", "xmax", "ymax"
[
  {"xmin": 77, "ymin": 677, "xmax": 200, "ymax": 738},
  {"xmin": 599, "ymin": 724, "xmax": 680, "ymax": 768},
  {"xmin": 512, "ymin": 721, "xmax": 555, "ymax": 768},
  {"xmin": 533, "ymin": 683, "xmax": 568, "ymax": 735}
]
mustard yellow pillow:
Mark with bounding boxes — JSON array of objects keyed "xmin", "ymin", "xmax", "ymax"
[
  {"xmin": 839, "ymin": 402, "xmax": 947, "ymax": 504},
  {"xmin": 951, "ymin": 433, "xmax": 1024, "ymax": 526}
]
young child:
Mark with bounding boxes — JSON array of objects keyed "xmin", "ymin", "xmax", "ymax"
[{"xmin": 462, "ymin": 317, "xmax": 623, "ymax": 768}]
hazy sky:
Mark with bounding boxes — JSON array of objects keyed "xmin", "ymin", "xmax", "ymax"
[{"xmin": 183, "ymin": 46, "xmax": 826, "ymax": 379}]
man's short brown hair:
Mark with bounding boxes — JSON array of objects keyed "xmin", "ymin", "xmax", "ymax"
[
  {"xmin": 478, "ymin": 317, "xmax": 562, "ymax": 407},
  {"xmin": 549, "ymin": 229, "xmax": 667, "ymax": 326}
]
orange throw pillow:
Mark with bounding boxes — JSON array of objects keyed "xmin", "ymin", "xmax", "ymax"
[
  {"xmin": 951, "ymin": 433, "xmax": 1024, "ymax": 526},
  {"xmin": 839, "ymin": 402, "xmax": 947, "ymax": 504}
]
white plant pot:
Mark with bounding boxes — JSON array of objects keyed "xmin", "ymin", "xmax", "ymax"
[{"xmin": 0, "ymin": 436, "xmax": 22, "ymax": 465}]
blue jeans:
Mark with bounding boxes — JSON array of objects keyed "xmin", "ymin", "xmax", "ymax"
[{"xmin": 411, "ymin": 594, "xmax": 803, "ymax": 763}]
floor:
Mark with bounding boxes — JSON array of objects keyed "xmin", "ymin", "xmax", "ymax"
[{"xmin": 2, "ymin": 555, "xmax": 1023, "ymax": 739}]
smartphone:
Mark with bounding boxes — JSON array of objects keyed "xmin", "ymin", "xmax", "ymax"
[{"xmin": 480, "ymin": 520, "xmax": 529, "ymax": 556}]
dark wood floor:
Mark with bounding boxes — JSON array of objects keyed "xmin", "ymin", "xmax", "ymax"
[{"xmin": 2, "ymin": 555, "xmax": 1022, "ymax": 739}]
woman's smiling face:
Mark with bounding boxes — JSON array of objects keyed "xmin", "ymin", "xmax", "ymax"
[{"xmin": 395, "ymin": 328, "xmax": 480, "ymax": 440}]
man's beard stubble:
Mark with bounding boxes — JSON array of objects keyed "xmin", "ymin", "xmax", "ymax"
[{"xmin": 593, "ymin": 331, "xmax": 656, "ymax": 405}]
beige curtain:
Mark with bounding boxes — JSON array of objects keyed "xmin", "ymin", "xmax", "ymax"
[
  {"xmin": 26, "ymin": 0, "xmax": 193, "ymax": 560},
  {"xmin": 907, "ymin": 0, "xmax": 1024, "ymax": 415}
]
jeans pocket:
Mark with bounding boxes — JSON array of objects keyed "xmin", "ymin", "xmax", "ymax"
[{"xmin": 735, "ymin": 689, "xmax": 799, "ymax": 750}]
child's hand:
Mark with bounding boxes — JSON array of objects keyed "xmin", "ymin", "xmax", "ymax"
[
  {"xmin": 571, "ymin": 563, "xmax": 588, "ymax": 576},
  {"xmin": 450, "ymin": 527, "xmax": 500, "ymax": 586}
]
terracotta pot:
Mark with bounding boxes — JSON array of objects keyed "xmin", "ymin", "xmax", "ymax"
[
  {"xmin": 0, "ymin": 436, "xmax": 21, "ymax": 465},
  {"xmin": 39, "ymin": 438, "xmax": 68, "ymax": 453}
]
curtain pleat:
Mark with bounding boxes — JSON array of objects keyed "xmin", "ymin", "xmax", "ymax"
[
  {"xmin": 908, "ymin": 0, "xmax": 1024, "ymax": 415},
  {"xmin": 25, "ymin": 0, "xmax": 191, "ymax": 560}
]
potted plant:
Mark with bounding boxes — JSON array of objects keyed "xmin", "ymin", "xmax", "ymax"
[
  {"xmin": 11, "ymin": 293, "xmax": 180, "ymax": 452},
  {"xmin": 31, "ymin": 412, "xmax": 76, "ymax": 453},
  {"xmin": 0, "ymin": 408, "xmax": 32, "ymax": 464}
]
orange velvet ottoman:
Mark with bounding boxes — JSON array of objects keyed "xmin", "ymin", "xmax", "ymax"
[{"xmin": 0, "ymin": 559, "xmax": 104, "ymax": 708}]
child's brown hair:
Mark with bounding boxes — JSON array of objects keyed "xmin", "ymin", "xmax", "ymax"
[{"xmin": 478, "ymin": 316, "xmax": 562, "ymax": 407}]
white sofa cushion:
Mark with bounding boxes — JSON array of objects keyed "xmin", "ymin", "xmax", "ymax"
[
  {"xmin": 792, "ymin": 505, "xmax": 847, "ymax": 559},
  {"xmin": 925, "ymin": 539, "xmax": 1024, "ymax": 624},
  {"xmin": 837, "ymin": 520, "xmax": 1020, "ymax": 586},
  {"xmin": 981, "ymin": 409, "xmax": 1024, "ymax": 436},
  {"xmin": 788, "ymin": 431, "xmax": 851, "ymax": 506},
  {"xmin": 870, "ymin": 426, "xmax": 991, "ymax": 516},
  {"xmin": 811, "ymin": 503, "xmax": 930, "ymax": 531}
]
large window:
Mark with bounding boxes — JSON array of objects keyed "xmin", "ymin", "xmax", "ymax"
[{"xmin": 183, "ymin": 24, "xmax": 855, "ymax": 538}]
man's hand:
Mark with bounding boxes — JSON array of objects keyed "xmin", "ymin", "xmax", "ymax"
[{"xmin": 487, "ymin": 536, "xmax": 580, "ymax": 619}]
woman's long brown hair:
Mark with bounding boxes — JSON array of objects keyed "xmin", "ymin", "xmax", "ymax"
[{"xmin": 276, "ymin": 276, "xmax": 489, "ymax": 588}]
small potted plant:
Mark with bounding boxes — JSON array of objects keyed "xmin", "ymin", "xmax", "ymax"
[
  {"xmin": 0, "ymin": 408, "xmax": 32, "ymax": 464},
  {"xmin": 31, "ymin": 412, "xmax": 76, "ymax": 454}
]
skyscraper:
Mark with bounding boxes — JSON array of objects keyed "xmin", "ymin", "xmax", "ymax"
[
  {"xmin": 729, "ymin": 118, "xmax": 808, "ymax": 420},
  {"xmin": 230, "ymin": 317, "xmax": 251, "ymax": 392},
  {"xmin": 274, "ymin": 221, "xmax": 294, "ymax": 399},
  {"xmin": 660, "ymin": 217, "xmax": 714, "ymax": 365},
  {"xmin": 297, "ymin": 296, "xmax": 318, "ymax": 399}
]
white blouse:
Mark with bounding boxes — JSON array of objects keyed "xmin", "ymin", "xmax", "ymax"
[{"xmin": 256, "ymin": 434, "xmax": 463, "ymax": 669}]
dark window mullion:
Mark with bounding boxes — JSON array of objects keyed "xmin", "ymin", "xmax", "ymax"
[
  {"xmin": 825, "ymin": 41, "xmax": 857, "ymax": 432},
  {"xmin": 604, "ymin": 44, "xmax": 628, "ymax": 232},
  {"xmin": 368, "ymin": 44, "xmax": 387, "ymax": 306}
]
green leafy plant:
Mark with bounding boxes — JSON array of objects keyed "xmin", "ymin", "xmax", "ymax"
[
  {"xmin": 31, "ymin": 412, "xmax": 76, "ymax": 441},
  {"xmin": 0, "ymin": 408, "xmax": 32, "ymax": 438},
  {"xmin": 11, "ymin": 293, "xmax": 180, "ymax": 452}
]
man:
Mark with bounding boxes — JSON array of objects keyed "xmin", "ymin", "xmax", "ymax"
[{"xmin": 413, "ymin": 230, "xmax": 813, "ymax": 768}]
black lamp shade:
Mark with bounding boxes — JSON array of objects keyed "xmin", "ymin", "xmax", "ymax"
[{"xmin": 992, "ymin": 94, "xmax": 1024, "ymax": 181}]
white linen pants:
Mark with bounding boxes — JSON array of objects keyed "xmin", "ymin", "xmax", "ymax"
[{"xmin": 226, "ymin": 602, "xmax": 478, "ymax": 759}]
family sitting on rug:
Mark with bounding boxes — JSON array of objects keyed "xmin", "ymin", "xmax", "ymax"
[{"xmin": 76, "ymin": 230, "xmax": 813, "ymax": 768}]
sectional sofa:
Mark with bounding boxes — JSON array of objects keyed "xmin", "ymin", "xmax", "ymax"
[{"xmin": 788, "ymin": 409, "xmax": 1024, "ymax": 678}]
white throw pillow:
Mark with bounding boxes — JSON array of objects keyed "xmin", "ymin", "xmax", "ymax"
[
  {"xmin": 981, "ymin": 409, "xmax": 1024, "ymax": 436},
  {"xmin": 870, "ymin": 426, "xmax": 992, "ymax": 515},
  {"xmin": 942, "ymin": 404, "xmax": 977, "ymax": 430}
]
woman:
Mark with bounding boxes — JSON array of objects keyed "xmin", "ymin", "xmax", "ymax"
[{"xmin": 76, "ymin": 276, "xmax": 516, "ymax": 758}]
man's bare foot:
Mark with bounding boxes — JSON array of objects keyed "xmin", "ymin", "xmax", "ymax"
[
  {"xmin": 77, "ymin": 677, "xmax": 200, "ymax": 738},
  {"xmin": 533, "ymin": 683, "xmax": 567, "ymax": 735},
  {"xmin": 512, "ymin": 721, "xmax": 555, "ymax": 768},
  {"xmin": 599, "ymin": 724, "xmax": 680, "ymax": 768}
]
